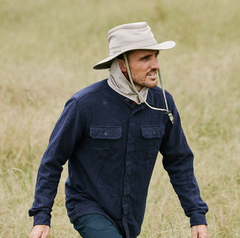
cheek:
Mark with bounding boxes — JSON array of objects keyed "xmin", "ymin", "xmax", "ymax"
[{"xmin": 132, "ymin": 68, "xmax": 146, "ymax": 80}]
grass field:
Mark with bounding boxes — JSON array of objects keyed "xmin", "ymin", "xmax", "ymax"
[{"xmin": 0, "ymin": 0, "xmax": 240, "ymax": 237}]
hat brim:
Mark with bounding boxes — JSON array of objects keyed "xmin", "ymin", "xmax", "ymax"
[{"xmin": 93, "ymin": 41, "xmax": 176, "ymax": 70}]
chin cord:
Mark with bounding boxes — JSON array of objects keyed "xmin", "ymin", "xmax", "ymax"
[{"xmin": 123, "ymin": 53, "xmax": 174, "ymax": 124}]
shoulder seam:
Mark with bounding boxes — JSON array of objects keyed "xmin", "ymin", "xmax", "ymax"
[{"xmin": 73, "ymin": 81, "xmax": 109, "ymax": 103}]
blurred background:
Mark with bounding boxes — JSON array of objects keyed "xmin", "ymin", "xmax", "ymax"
[{"xmin": 0, "ymin": 0, "xmax": 239, "ymax": 237}]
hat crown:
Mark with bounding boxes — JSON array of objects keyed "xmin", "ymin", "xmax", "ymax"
[{"xmin": 107, "ymin": 22, "xmax": 157, "ymax": 56}]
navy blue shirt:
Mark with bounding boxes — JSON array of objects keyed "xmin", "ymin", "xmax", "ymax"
[{"xmin": 29, "ymin": 79, "xmax": 208, "ymax": 238}]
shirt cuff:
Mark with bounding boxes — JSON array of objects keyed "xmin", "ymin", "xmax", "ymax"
[
  {"xmin": 33, "ymin": 211, "xmax": 51, "ymax": 227},
  {"xmin": 190, "ymin": 213, "xmax": 207, "ymax": 227}
]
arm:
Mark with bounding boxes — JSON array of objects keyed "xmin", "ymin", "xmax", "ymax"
[
  {"xmin": 160, "ymin": 96, "xmax": 208, "ymax": 226},
  {"xmin": 29, "ymin": 98, "xmax": 83, "ymax": 227}
]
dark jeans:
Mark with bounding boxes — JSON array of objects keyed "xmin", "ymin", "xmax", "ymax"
[{"xmin": 73, "ymin": 214, "xmax": 123, "ymax": 238}]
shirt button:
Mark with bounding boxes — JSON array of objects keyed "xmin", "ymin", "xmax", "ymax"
[
  {"xmin": 125, "ymin": 99, "xmax": 130, "ymax": 103},
  {"xmin": 104, "ymin": 132, "xmax": 108, "ymax": 136},
  {"xmin": 127, "ymin": 156, "xmax": 131, "ymax": 160},
  {"xmin": 152, "ymin": 131, "xmax": 156, "ymax": 135},
  {"xmin": 124, "ymin": 196, "xmax": 128, "ymax": 201}
]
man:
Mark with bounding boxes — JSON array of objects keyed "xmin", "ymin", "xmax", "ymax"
[{"xmin": 29, "ymin": 22, "xmax": 209, "ymax": 238}]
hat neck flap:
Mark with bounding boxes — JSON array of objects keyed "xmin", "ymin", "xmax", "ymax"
[{"xmin": 107, "ymin": 58, "xmax": 148, "ymax": 105}]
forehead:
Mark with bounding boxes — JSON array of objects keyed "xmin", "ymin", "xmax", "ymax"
[{"xmin": 128, "ymin": 50, "xmax": 159, "ymax": 58}]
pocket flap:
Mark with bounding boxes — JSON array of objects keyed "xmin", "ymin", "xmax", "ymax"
[
  {"xmin": 141, "ymin": 125, "xmax": 165, "ymax": 139},
  {"xmin": 90, "ymin": 126, "xmax": 122, "ymax": 139}
]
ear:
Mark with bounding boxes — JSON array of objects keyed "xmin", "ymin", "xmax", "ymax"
[{"xmin": 118, "ymin": 59, "xmax": 127, "ymax": 73}]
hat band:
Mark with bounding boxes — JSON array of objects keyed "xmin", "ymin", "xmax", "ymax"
[{"xmin": 109, "ymin": 39, "xmax": 158, "ymax": 56}]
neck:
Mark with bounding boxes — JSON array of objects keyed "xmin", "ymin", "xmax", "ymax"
[{"xmin": 122, "ymin": 71, "xmax": 142, "ymax": 92}]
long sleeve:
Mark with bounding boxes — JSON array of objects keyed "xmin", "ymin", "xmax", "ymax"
[
  {"xmin": 160, "ymin": 97, "xmax": 208, "ymax": 227},
  {"xmin": 28, "ymin": 98, "xmax": 83, "ymax": 226}
]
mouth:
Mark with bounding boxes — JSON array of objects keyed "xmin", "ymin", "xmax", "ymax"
[{"xmin": 147, "ymin": 72, "xmax": 157, "ymax": 80}]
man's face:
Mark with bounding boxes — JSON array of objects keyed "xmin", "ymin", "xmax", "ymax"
[{"xmin": 119, "ymin": 50, "xmax": 160, "ymax": 91}]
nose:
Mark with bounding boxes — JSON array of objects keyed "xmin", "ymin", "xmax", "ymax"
[{"xmin": 151, "ymin": 57, "xmax": 159, "ymax": 70}]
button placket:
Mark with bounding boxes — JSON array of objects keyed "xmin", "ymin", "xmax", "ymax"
[{"xmin": 122, "ymin": 114, "xmax": 135, "ymax": 219}]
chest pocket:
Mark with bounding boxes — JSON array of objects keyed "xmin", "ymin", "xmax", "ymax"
[
  {"xmin": 90, "ymin": 126, "xmax": 122, "ymax": 161},
  {"xmin": 141, "ymin": 125, "xmax": 165, "ymax": 139},
  {"xmin": 138, "ymin": 125, "xmax": 165, "ymax": 160},
  {"xmin": 90, "ymin": 126, "xmax": 122, "ymax": 139}
]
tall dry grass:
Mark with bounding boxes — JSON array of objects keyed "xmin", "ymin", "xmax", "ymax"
[{"xmin": 0, "ymin": 0, "xmax": 239, "ymax": 237}]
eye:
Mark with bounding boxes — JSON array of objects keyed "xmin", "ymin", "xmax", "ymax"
[
  {"xmin": 143, "ymin": 56, "xmax": 150, "ymax": 60},
  {"xmin": 140, "ymin": 55, "xmax": 151, "ymax": 61}
]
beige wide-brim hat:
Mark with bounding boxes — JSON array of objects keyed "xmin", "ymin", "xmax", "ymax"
[{"xmin": 93, "ymin": 22, "xmax": 176, "ymax": 70}]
